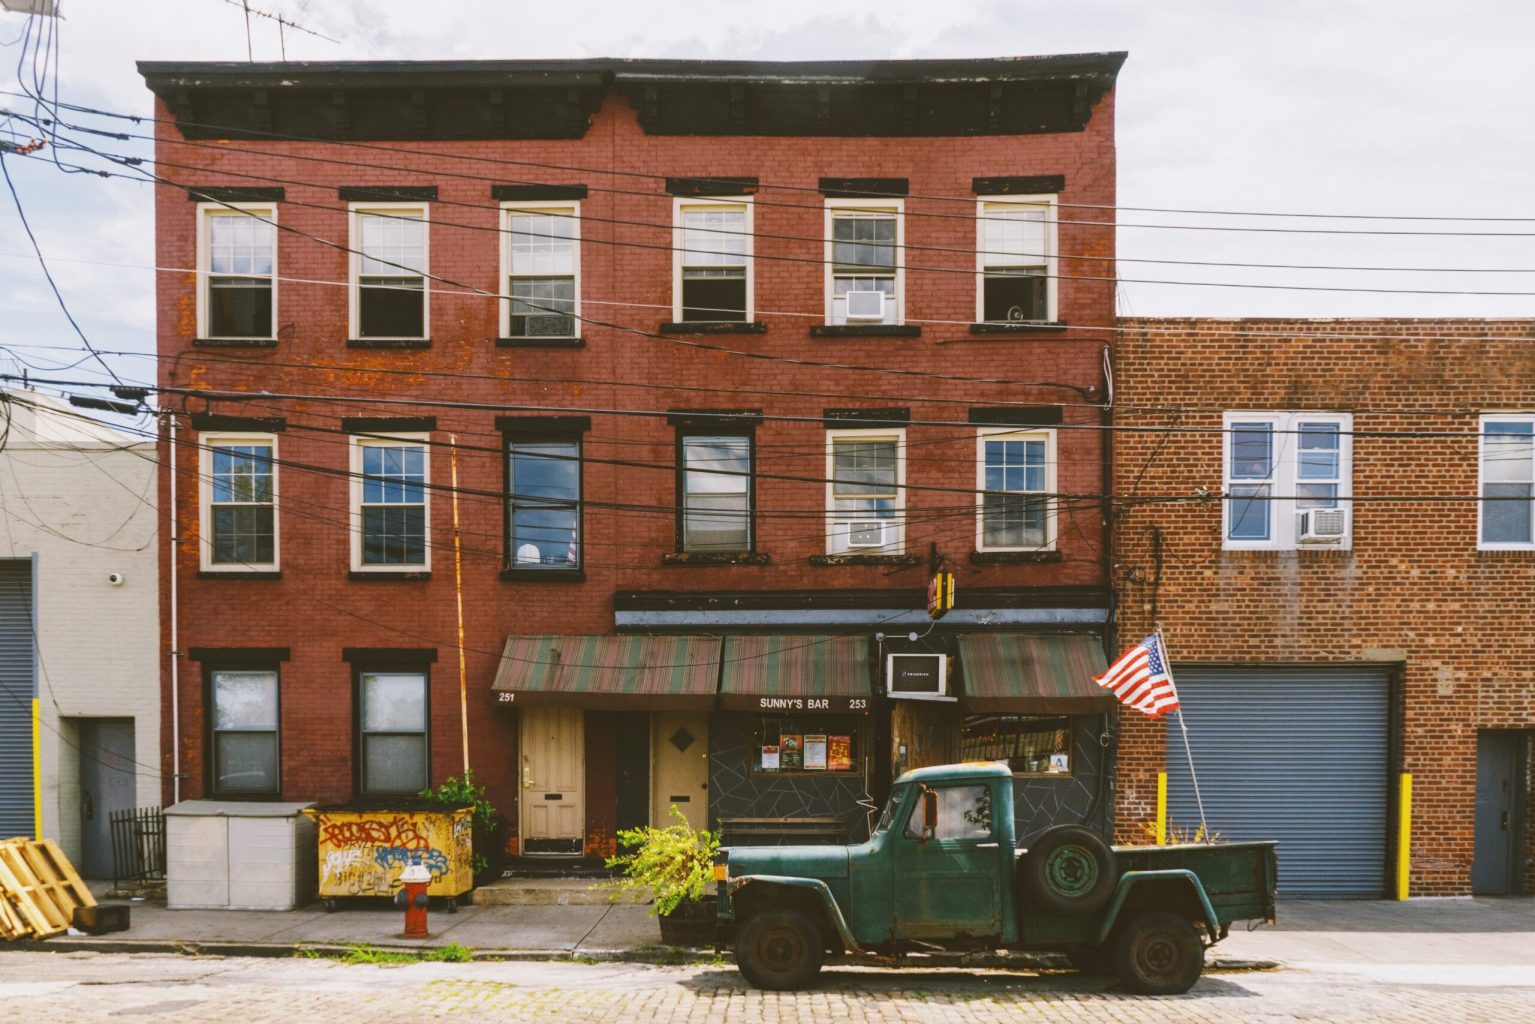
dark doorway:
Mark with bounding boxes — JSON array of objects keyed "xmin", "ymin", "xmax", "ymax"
[
  {"xmin": 1472, "ymin": 731, "xmax": 1528, "ymax": 895},
  {"xmin": 78, "ymin": 718, "xmax": 136, "ymax": 879},
  {"xmin": 615, "ymin": 713, "xmax": 650, "ymax": 833}
]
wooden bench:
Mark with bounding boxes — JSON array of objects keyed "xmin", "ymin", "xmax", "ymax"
[{"xmin": 719, "ymin": 816, "xmax": 847, "ymax": 847}]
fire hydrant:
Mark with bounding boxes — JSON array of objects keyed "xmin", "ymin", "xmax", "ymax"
[{"xmin": 394, "ymin": 858, "xmax": 432, "ymax": 938}]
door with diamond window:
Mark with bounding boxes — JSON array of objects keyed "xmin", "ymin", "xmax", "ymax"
[{"xmin": 652, "ymin": 712, "xmax": 708, "ymax": 831}]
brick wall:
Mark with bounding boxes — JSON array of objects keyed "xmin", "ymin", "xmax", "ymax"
[
  {"xmin": 154, "ymin": 87, "xmax": 1118, "ymax": 830},
  {"xmin": 1111, "ymin": 318, "xmax": 1535, "ymax": 895}
]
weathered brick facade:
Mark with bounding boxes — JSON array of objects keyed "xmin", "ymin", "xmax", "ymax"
[
  {"xmin": 1111, "ymin": 318, "xmax": 1535, "ymax": 895},
  {"xmin": 146, "ymin": 57, "xmax": 1122, "ymax": 857}
]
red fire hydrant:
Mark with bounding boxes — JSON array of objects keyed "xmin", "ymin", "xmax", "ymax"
[{"xmin": 394, "ymin": 858, "xmax": 432, "ymax": 938}]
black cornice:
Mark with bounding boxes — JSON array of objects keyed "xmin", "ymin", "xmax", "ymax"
[{"xmin": 138, "ymin": 53, "xmax": 1125, "ymax": 141}]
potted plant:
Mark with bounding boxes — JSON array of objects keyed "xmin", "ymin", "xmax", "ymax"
[
  {"xmin": 420, "ymin": 770, "xmax": 505, "ymax": 888},
  {"xmin": 606, "ymin": 807, "xmax": 720, "ymax": 946}
]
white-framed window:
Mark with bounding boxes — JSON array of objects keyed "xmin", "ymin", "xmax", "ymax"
[
  {"xmin": 349, "ymin": 204, "xmax": 428, "ymax": 340},
  {"xmin": 674, "ymin": 197, "xmax": 752, "ymax": 322},
  {"xmin": 976, "ymin": 194, "xmax": 1056, "ymax": 324},
  {"xmin": 350, "ymin": 433, "xmax": 430, "ymax": 570},
  {"xmin": 197, "ymin": 203, "xmax": 276, "ymax": 340},
  {"xmin": 825, "ymin": 200, "xmax": 903, "ymax": 325},
  {"xmin": 199, "ymin": 433, "xmax": 278, "ymax": 571},
  {"xmin": 976, "ymin": 428, "xmax": 1054, "ymax": 551},
  {"xmin": 826, "ymin": 428, "xmax": 905, "ymax": 554},
  {"xmin": 209, "ymin": 668, "xmax": 280, "ymax": 796},
  {"xmin": 1223, "ymin": 412, "xmax": 1352, "ymax": 550},
  {"xmin": 679, "ymin": 433, "xmax": 753, "ymax": 552},
  {"xmin": 1479, "ymin": 414, "xmax": 1535, "ymax": 549},
  {"xmin": 502, "ymin": 201, "xmax": 579, "ymax": 338},
  {"xmin": 356, "ymin": 669, "xmax": 429, "ymax": 796}
]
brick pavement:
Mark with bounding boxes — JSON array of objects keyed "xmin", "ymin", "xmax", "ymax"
[{"xmin": 3, "ymin": 951, "xmax": 1534, "ymax": 1023}]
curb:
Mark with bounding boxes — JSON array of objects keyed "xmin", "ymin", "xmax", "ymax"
[{"xmin": 12, "ymin": 937, "xmax": 1279, "ymax": 973}]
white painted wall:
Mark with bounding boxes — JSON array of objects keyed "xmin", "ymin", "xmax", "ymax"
[{"xmin": 0, "ymin": 389, "xmax": 160, "ymax": 868}]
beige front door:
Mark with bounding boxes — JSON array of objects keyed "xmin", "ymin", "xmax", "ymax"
[
  {"xmin": 520, "ymin": 708, "xmax": 584, "ymax": 851},
  {"xmin": 652, "ymin": 711, "xmax": 709, "ymax": 831}
]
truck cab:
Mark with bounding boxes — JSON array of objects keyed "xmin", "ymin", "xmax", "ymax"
[{"xmin": 716, "ymin": 762, "xmax": 1276, "ymax": 994}]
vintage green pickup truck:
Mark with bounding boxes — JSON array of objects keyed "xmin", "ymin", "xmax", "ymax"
[{"xmin": 715, "ymin": 762, "xmax": 1276, "ymax": 994}]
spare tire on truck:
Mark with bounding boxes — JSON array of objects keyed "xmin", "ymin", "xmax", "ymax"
[{"xmin": 1017, "ymin": 824, "xmax": 1117, "ymax": 916}]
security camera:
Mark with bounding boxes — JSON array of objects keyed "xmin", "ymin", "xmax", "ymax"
[{"xmin": 107, "ymin": 573, "xmax": 125, "ymax": 587}]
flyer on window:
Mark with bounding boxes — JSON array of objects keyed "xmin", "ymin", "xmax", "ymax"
[
  {"xmin": 779, "ymin": 734, "xmax": 803, "ymax": 771},
  {"xmin": 803, "ymin": 734, "xmax": 828, "ymax": 770},
  {"xmin": 827, "ymin": 735, "xmax": 852, "ymax": 772},
  {"xmin": 760, "ymin": 745, "xmax": 781, "ymax": 771}
]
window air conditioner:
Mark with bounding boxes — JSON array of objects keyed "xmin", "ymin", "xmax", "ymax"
[
  {"xmin": 840, "ymin": 520, "xmax": 889, "ymax": 549},
  {"xmin": 1298, "ymin": 507, "xmax": 1348, "ymax": 542},
  {"xmin": 844, "ymin": 290, "xmax": 886, "ymax": 321},
  {"xmin": 886, "ymin": 653, "xmax": 952, "ymax": 701}
]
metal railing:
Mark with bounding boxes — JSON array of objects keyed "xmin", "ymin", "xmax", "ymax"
[{"xmin": 109, "ymin": 806, "xmax": 165, "ymax": 891}]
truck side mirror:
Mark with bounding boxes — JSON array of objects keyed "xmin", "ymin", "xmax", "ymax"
[{"xmin": 922, "ymin": 787, "xmax": 938, "ymax": 839}]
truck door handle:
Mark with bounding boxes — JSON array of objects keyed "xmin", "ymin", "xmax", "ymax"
[{"xmin": 976, "ymin": 842, "xmax": 1000, "ymax": 849}]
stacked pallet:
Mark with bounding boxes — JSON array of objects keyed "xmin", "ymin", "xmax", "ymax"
[{"xmin": 0, "ymin": 838, "xmax": 97, "ymax": 940}]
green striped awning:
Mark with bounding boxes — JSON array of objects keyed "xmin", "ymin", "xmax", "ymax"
[
  {"xmin": 956, "ymin": 633, "xmax": 1114, "ymax": 713},
  {"xmin": 491, "ymin": 635, "xmax": 721, "ymax": 709},
  {"xmin": 718, "ymin": 635, "xmax": 872, "ymax": 712}
]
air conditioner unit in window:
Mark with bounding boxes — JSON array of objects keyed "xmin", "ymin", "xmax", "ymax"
[
  {"xmin": 844, "ymin": 290, "xmax": 886, "ymax": 321},
  {"xmin": 1298, "ymin": 507, "xmax": 1348, "ymax": 543},
  {"xmin": 886, "ymin": 653, "xmax": 952, "ymax": 701},
  {"xmin": 839, "ymin": 520, "xmax": 890, "ymax": 549}
]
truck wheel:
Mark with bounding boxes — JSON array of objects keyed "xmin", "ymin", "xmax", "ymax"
[
  {"xmin": 1111, "ymin": 911, "xmax": 1204, "ymax": 995},
  {"xmin": 1019, "ymin": 825, "xmax": 1117, "ymax": 916},
  {"xmin": 1065, "ymin": 945, "xmax": 1111, "ymax": 975},
  {"xmin": 735, "ymin": 910, "xmax": 825, "ymax": 990}
]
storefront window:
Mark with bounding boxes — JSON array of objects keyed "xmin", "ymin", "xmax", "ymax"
[
  {"xmin": 752, "ymin": 716, "xmax": 860, "ymax": 773},
  {"xmin": 959, "ymin": 714, "xmax": 1072, "ymax": 776}
]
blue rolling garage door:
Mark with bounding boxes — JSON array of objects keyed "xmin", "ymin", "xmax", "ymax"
[
  {"xmin": 0, "ymin": 560, "xmax": 36, "ymax": 839},
  {"xmin": 1166, "ymin": 666, "xmax": 1390, "ymax": 898}
]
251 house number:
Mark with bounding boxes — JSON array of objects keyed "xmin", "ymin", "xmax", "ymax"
[{"xmin": 497, "ymin": 693, "xmax": 514, "ymax": 703}]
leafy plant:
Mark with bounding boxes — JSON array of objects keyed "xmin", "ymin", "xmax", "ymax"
[
  {"xmin": 422, "ymin": 942, "xmax": 475, "ymax": 963},
  {"xmin": 340, "ymin": 943, "xmax": 419, "ymax": 965},
  {"xmin": 420, "ymin": 770, "xmax": 500, "ymax": 876},
  {"xmin": 605, "ymin": 806, "xmax": 720, "ymax": 917},
  {"xmin": 1136, "ymin": 818, "xmax": 1225, "ymax": 846}
]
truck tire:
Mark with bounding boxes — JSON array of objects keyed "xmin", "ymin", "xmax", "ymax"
[
  {"xmin": 735, "ymin": 909, "xmax": 825, "ymax": 990},
  {"xmin": 1018, "ymin": 825, "xmax": 1117, "ymax": 916},
  {"xmin": 1111, "ymin": 910, "xmax": 1205, "ymax": 995}
]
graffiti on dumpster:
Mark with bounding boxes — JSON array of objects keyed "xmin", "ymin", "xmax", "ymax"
[{"xmin": 317, "ymin": 812, "xmax": 473, "ymax": 896}]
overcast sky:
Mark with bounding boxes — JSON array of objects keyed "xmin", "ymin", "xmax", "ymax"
[{"xmin": 2, "ymin": 0, "xmax": 1534, "ymax": 391}]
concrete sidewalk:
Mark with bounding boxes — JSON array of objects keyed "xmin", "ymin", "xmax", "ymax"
[{"xmin": 19, "ymin": 882, "xmax": 1535, "ymax": 971}]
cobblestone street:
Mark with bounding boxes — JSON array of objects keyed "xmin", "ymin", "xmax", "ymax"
[{"xmin": 3, "ymin": 951, "xmax": 1534, "ymax": 1023}]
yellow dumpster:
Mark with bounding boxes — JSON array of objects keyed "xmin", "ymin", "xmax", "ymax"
[{"xmin": 309, "ymin": 804, "xmax": 473, "ymax": 910}]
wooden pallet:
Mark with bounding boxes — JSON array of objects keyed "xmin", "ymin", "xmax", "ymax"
[{"xmin": 0, "ymin": 837, "xmax": 97, "ymax": 941}]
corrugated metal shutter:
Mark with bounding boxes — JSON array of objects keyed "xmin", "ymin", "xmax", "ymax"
[
  {"xmin": 1166, "ymin": 666, "xmax": 1389, "ymax": 898},
  {"xmin": 0, "ymin": 560, "xmax": 36, "ymax": 839}
]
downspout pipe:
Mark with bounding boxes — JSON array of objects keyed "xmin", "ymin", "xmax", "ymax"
[{"xmin": 167, "ymin": 411, "xmax": 181, "ymax": 806}]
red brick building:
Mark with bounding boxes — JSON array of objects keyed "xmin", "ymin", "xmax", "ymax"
[
  {"xmin": 141, "ymin": 55, "xmax": 1127, "ymax": 867},
  {"xmin": 1112, "ymin": 318, "xmax": 1535, "ymax": 897}
]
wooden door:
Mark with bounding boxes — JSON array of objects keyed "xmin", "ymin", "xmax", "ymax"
[
  {"xmin": 520, "ymin": 708, "xmax": 584, "ymax": 853},
  {"xmin": 652, "ymin": 711, "xmax": 709, "ymax": 831}
]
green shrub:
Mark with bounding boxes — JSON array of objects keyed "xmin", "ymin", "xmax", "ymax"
[
  {"xmin": 605, "ymin": 806, "xmax": 720, "ymax": 917},
  {"xmin": 420, "ymin": 769, "xmax": 499, "ymax": 875}
]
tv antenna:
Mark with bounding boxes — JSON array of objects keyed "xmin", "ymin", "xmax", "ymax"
[{"xmin": 218, "ymin": 0, "xmax": 339, "ymax": 61}]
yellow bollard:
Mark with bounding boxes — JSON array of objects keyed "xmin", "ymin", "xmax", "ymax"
[
  {"xmin": 1396, "ymin": 773, "xmax": 1412, "ymax": 900},
  {"xmin": 1156, "ymin": 771, "xmax": 1168, "ymax": 846}
]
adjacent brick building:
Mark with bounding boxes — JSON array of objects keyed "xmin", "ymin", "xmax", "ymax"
[
  {"xmin": 141, "ymin": 55, "xmax": 1127, "ymax": 868},
  {"xmin": 1112, "ymin": 318, "xmax": 1535, "ymax": 897}
]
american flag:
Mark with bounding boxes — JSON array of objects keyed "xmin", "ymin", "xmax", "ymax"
[
  {"xmin": 1094, "ymin": 633, "xmax": 1181, "ymax": 718},
  {"xmin": 566, "ymin": 525, "xmax": 579, "ymax": 565}
]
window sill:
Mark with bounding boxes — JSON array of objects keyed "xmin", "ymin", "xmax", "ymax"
[
  {"xmin": 501, "ymin": 568, "xmax": 587, "ymax": 582},
  {"xmin": 808, "ymin": 553, "xmax": 920, "ymax": 567},
  {"xmin": 969, "ymin": 321, "xmax": 1068, "ymax": 334},
  {"xmin": 197, "ymin": 570, "xmax": 283, "ymax": 580},
  {"xmin": 969, "ymin": 550, "xmax": 1063, "ymax": 565},
  {"xmin": 348, "ymin": 570, "xmax": 432, "ymax": 581},
  {"xmin": 811, "ymin": 324, "xmax": 922, "ymax": 339},
  {"xmin": 346, "ymin": 338, "xmax": 431, "ymax": 349},
  {"xmin": 659, "ymin": 321, "xmax": 768, "ymax": 335},
  {"xmin": 1220, "ymin": 546, "xmax": 1353, "ymax": 557},
  {"xmin": 207, "ymin": 791, "xmax": 283, "ymax": 801},
  {"xmin": 662, "ymin": 551, "xmax": 771, "ymax": 566},
  {"xmin": 194, "ymin": 337, "xmax": 278, "ymax": 348},
  {"xmin": 1476, "ymin": 548, "xmax": 1535, "ymax": 557},
  {"xmin": 496, "ymin": 336, "xmax": 585, "ymax": 348}
]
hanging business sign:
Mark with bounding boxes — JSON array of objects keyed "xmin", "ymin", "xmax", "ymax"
[{"xmin": 926, "ymin": 571, "xmax": 955, "ymax": 620}]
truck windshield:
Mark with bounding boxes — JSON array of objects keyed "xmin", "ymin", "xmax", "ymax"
[{"xmin": 873, "ymin": 785, "xmax": 907, "ymax": 833}]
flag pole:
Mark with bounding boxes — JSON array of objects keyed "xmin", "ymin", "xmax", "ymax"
[{"xmin": 1157, "ymin": 629, "xmax": 1208, "ymax": 842}]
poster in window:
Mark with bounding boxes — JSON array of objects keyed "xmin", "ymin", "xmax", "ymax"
[
  {"xmin": 780, "ymin": 734, "xmax": 803, "ymax": 771},
  {"xmin": 827, "ymin": 735, "xmax": 852, "ymax": 772},
  {"xmin": 803, "ymin": 734, "xmax": 828, "ymax": 771},
  {"xmin": 760, "ymin": 745, "xmax": 781, "ymax": 771}
]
